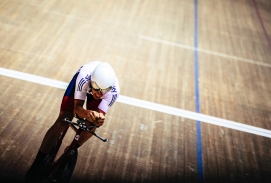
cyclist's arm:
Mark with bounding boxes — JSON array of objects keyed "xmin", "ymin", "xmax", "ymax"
[{"xmin": 74, "ymin": 99, "xmax": 105, "ymax": 125}]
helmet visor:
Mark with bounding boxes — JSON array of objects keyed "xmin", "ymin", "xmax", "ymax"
[{"xmin": 91, "ymin": 81, "xmax": 112, "ymax": 94}]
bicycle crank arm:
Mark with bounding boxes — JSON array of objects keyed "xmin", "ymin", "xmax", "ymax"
[{"xmin": 91, "ymin": 132, "xmax": 109, "ymax": 142}]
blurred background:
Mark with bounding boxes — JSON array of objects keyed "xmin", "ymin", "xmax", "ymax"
[{"xmin": 0, "ymin": 0, "xmax": 270, "ymax": 182}]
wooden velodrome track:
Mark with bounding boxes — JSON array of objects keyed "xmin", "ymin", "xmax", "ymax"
[{"xmin": 0, "ymin": 0, "xmax": 270, "ymax": 182}]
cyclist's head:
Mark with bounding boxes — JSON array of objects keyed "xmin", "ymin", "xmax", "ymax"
[{"xmin": 91, "ymin": 62, "xmax": 116, "ymax": 94}]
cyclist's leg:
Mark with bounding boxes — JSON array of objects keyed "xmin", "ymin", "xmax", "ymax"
[
  {"xmin": 39, "ymin": 69, "xmax": 77, "ymax": 154},
  {"xmin": 39, "ymin": 111, "xmax": 73, "ymax": 154},
  {"xmin": 25, "ymin": 111, "xmax": 73, "ymax": 182}
]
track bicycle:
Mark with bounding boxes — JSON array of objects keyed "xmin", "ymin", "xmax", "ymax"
[{"xmin": 28, "ymin": 117, "xmax": 108, "ymax": 183}]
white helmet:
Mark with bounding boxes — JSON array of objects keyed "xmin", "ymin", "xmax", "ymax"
[{"xmin": 91, "ymin": 62, "xmax": 116, "ymax": 94}]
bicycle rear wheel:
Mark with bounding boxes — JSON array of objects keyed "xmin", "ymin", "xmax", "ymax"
[{"xmin": 48, "ymin": 148, "xmax": 78, "ymax": 183}]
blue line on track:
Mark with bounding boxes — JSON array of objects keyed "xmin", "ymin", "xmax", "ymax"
[{"xmin": 194, "ymin": 0, "xmax": 204, "ymax": 182}]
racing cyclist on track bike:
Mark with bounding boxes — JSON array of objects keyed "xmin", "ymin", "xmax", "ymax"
[{"xmin": 25, "ymin": 61, "xmax": 120, "ymax": 182}]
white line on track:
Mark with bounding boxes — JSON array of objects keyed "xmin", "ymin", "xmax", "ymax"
[
  {"xmin": 1, "ymin": 67, "xmax": 271, "ymax": 138},
  {"xmin": 139, "ymin": 35, "xmax": 271, "ymax": 68}
]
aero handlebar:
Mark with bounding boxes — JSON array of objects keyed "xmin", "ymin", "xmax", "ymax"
[{"xmin": 63, "ymin": 118, "xmax": 109, "ymax": 142}]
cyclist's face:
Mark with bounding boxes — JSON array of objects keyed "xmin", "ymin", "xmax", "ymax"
[{"xmin": 92, "ymin": 88, "xmax": 103, "ymax": 99}]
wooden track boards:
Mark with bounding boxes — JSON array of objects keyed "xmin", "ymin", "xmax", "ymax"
[{"xmin": 0, "ymin": 0, "xmax": 270, "ymax": 182}]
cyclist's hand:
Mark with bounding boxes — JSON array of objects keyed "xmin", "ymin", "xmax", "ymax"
[
  {"xmin": 86, "ymin": 111, "xmax": 99, "ymax": 122},
  {"xmin": 86, "ymin": 111, "xmax": 105, "ymax": 126},
  {"xmin": 96, "ymin": 113, "xmax": 105, "ymax": 127}
]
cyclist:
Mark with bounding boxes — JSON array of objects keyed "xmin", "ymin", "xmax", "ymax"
[{"xmin": 25, "ymin": 61, "xmax": 120, "ymax": 181}]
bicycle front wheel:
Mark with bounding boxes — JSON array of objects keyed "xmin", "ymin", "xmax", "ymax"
[{"xmin": 48, "ymin": 148, "xmax": 78, "ymax": 183}]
